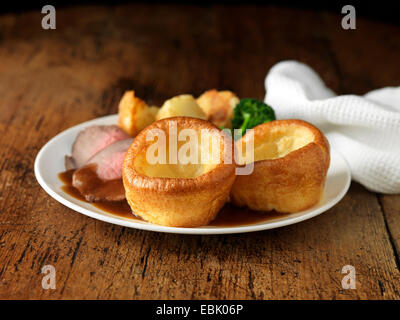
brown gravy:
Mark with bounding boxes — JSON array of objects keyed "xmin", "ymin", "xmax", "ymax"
[
  {"xmin": 71, "ymin": 164, "xmax": 126, "ymax": 202},
  {"xmin": 58, "ymin": 170, "xmax": 286, "ymax": 227},
  {"xmin": 59, "ymin": 169, "xmax": 141, "ymax": 221}
]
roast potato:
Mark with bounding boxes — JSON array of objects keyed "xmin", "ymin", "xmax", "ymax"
[
  {"xmin": 156, "ymin": 94, "xmax": 206, "ymax": 121},
  {"xmin": 117, "ymin": 91, "xmax": 158, "ymax": 137},
  {"xmin": 197, "ymin": 89, "xmax": 239, "ymax": 128}
]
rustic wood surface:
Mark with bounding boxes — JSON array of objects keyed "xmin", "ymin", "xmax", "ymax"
[{"xmin": 0, "ymin": 4, "xmax": 399, "ymax": 299}]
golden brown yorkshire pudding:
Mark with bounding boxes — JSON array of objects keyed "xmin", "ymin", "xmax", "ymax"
[
  {"xmin": 123, "ymin": 117, "xmax": 236, "ymax": 227},
  {"xmin": 231, "ymin": 120, "xmax": 330, "ymax": 213}
]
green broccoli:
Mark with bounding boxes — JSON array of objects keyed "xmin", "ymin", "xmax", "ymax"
[{"xmin": 231, "ymin": 98, "xmax": 276, "ymax": 138}]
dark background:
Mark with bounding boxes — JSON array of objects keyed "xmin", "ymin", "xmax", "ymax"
[{"xmin": 2, "ymin": 0, "xmax": 400, "ymax": 25}]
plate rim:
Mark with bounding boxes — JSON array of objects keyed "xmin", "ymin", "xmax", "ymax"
[{"xmin": 34, "ymin": 114, "xmax": 351, "ymax": 235}]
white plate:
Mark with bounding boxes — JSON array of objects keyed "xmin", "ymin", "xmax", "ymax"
[{"xmin": 35, "ymin": 114, "xmax": 351, "ymax": 235}]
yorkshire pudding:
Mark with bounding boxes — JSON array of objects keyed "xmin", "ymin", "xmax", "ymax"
[
  {"xmin": 231, "ymin": 119, "xmax": 330, "ymax": 213},
  {"xmin": 123, "ymin": 117, "xmax": 236, "ymax": 227}
]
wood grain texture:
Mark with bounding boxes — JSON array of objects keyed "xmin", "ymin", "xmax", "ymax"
[{"xmin": 0, "ymin": 4, "xmax": 399, "ymax": 299}]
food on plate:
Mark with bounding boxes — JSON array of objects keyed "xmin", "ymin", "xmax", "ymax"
[
  {"xmin": 65, "ymin": 124, "xmax": 134, "ymax": 202},
  {"xmin": 231, "ymin": 119, "xmax": 330, "ymax": 213},
  {"xmin": 60, "ymin": 87, "xmax": 333, "ymax": 227},
  {"xmin": 71, "ymin": 138, "xmax": 133, "ymax": 202},
  {"xmin": 65, "ymin": 125, "xmax": 129, "ymax": 170},
  {"xmin": 156, "ymin": 95, "xmax": 206, "ymax": 121},
  {"xmin": 72, "ymin": 164, "xmax": 126, "ymax": 202},
  {"xmin": 122, "ymin": 117, "xmax": 236, "ymax": 227},
  {"xmin": 117, "ymin": 91, "xmax": 159, "ymax": 137},
  {"xmin": 75, "ymin": 138, "xmax": 133, "ymax": 181},
  {"xmin": 231, "ymin": 98, "xmax": 276, "ymax": 138},
  {"xmin": 196, "ymin": 89, "xmax": 239, "ymax": 128},
  {"xmin": 116, "ymin": 90, "xmax": 238, "ymax": 137}
]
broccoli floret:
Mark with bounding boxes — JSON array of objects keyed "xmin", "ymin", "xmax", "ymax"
[{"xmin": 231, "ymin": 98, "xmax": 276, "ymax": 137}]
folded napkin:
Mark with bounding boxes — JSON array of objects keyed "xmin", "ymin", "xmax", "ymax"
[{"xmin": 264, "ymin": 61, "xmax": 400, "ymax": 194}]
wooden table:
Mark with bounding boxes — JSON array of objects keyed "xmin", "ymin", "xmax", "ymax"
[{"xmin": 0, "ymin": 4, "xmax": 399, "ymax": 300}]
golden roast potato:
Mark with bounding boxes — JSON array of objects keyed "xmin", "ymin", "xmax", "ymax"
[
  {"xmin": 123, "ymin": 117, "xmax": 236, "ymax": 227},
  {"xmin": 156, "ymin": 95, "xmax": 206, "ymax": 121},
  {"xmin": 231, "ymin": 119, "xmax": 330, "ymax": 213},
  {"xmin": 117, "ymin": 91, "xmax": 158, "ymax": 136},
  {"xmin": 196, "ymin": 89, "xmax": 239, "ymax": 128}
]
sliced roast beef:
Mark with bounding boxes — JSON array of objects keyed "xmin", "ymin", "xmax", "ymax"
[
  {"xmin": 65, "ymin": 125, "xmax": 129, "ymax": 170},
  {"xmin": 72, "ymin": 139, "xmax": 133, "ymax": 202},
  {"xmin": 85, "ymin": 138, "xmax": 133, "ymax": 180}
]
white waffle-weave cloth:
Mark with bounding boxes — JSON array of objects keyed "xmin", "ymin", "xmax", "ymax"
[{"xmin": 264, "ymin": 60, "xmax": 400, "ymax": 194}]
